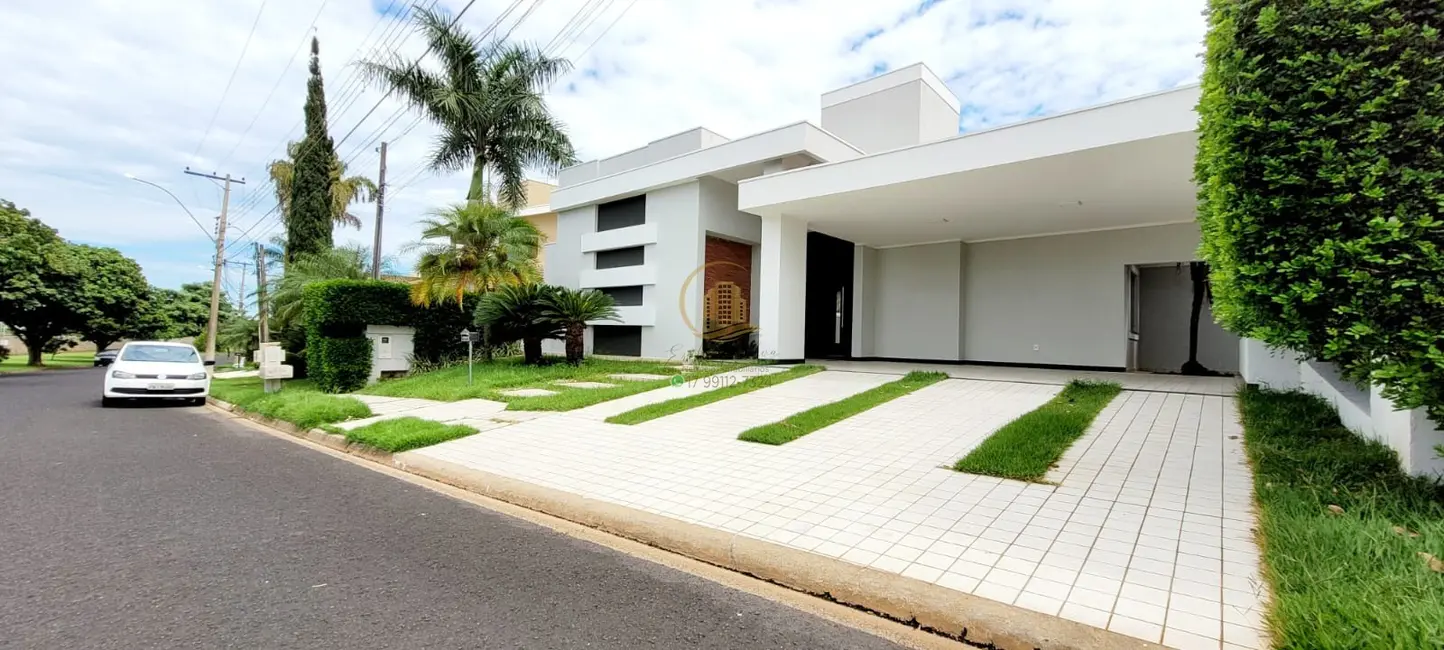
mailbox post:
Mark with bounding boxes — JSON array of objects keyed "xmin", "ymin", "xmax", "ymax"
[
  {"xmin": 254, "ymin": 342, "xmax": 293, "ymax": 393},
  {"xmin": 460, "ymin": 329, "xmax": 480, "ymax": 386}
]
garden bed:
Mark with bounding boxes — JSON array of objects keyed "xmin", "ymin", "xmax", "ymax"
[{"xmin": 209, "ymin": 378, "xmax": 372, "ymax": 430}]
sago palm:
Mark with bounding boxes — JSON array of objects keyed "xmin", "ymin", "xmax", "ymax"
[
  {"xmin": 357, "ymin": 5, "xmax": 576, "ymax": 207},
  {"xmin": 268, "ymin": 141, "xmax": 378, "ymax": 230},
  {"xmin": 408, "ymin": 201, "xmax": 542, "ymax": 309},
  {"xmin": 542, "ymin": 287, "xmax": 618, "ymax": 365},
  {"xmin": 474, "ymin": 283, "xmax": 560, "ymax": 365}
]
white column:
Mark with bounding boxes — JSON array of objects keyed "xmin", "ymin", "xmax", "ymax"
[{"xmin": 758, "ymin": 214, "xmax": 806, "ymax": 361}]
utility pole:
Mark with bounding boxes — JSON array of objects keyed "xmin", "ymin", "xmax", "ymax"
[
  {"xmin": 371, "ymin": 141, "xmax": 388, "ymax": 279},
  {"xmin": 233, "ymin": 260, "xmax": 251, "ymax": 317},
  {"xmin": 255, "ymin": 242, "xmax": 269, "ymax": 344},
  {"xmin": 185, "ymin": 168, "xmax": 245, "ymax": 374}
]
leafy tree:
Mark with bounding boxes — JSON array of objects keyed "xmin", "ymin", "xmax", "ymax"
[
  {"xmin": 358, "ymin": 6, "xmax": 577, "ymax": 206},
  {"xmin": 0, "ymin": 199, "xmax": 87, "ymax": 366},
  {"xmin": 70, "ymin": 245, "xmax": 152, "ymax": 352},
  {"xmin": 542, "ymin": 287, "xmax": 617, "ymax": 365},
  {"xmin": 269, "ymin": 140, "xmax": 377, "ymax": 231},
  {"xmin": 215, "ymin": 315, "xmax": 259, "ymax": 356},
  {"xmin": 1196, "ymin": 0, "xmax": 1444, "ymax": 419},
  {"xmin": 408, "ymin": 201, "xmax": 542, "ymax": 308},
  {"xmin": 474, "ymin": 283, "xmax": 560, "ymax": 365},
  {"xmin": 287, "ymin": 37, "xmax": 338, "ymax": 263}
]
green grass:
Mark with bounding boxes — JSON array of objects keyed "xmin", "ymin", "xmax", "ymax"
[
  {"xmin": 210, "ymin": 378, "xmax": 372, "ymax": 430},
  {"xmin": 606, "ymin": 365, "xmax": 824, "ymax": 425},
  {"xmin": 361, "ymin": 355, "xmax": 747, "ymax": 412},
  {"xmin": 341, "ymin": 416, "xmax": 479, "ymax": 453},
  {"xmin": 1239, "ymin": 387, "xmax": 1444, "ymax": 649},
  {"xmin": 0, "ymin": 351, "xmax": 95, "ymax": 373},
  {"xmin": 738, "ymin": 371, "xmax": 948, "ymax": 445},
  {"xmin": 952, "ymin": 380, "xmax": 1121, "ymax": 481}
]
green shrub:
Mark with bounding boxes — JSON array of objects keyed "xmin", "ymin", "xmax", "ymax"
[
  {"xmin": 411, "ymin": 293, "xmax": 478, "ymax": 364},
  {"xmin": 308, "ymin": 334, "xmax": 372, "ymax": 393},
  {"xmin": 1196, "ymin": 0, "xmax": 1444, "ymax": 420}
]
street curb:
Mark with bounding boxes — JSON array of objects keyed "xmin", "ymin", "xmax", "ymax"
[{"xmin": 208, "ymin": 397, "xmax": 1165, "ymax": 650}]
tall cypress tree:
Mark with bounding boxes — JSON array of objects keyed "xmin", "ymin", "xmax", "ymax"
[{"xmin": 287, "ymin": 37, "xmax": 336, "ymax": 264}]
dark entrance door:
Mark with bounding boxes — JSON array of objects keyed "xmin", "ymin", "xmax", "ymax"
[{"xmin": 804, "ymin": 231, "xmax": 854, "ymax": 358}]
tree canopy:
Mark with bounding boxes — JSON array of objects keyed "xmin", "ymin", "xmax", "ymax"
[{"xmin": 287, "ymin": 37, "xmax": 339, "ymax": 263}]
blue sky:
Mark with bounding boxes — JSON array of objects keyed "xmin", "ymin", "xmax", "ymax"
[{"xmin": 0, "ymin": 0, "xmax": 1207, "ymax": 311}]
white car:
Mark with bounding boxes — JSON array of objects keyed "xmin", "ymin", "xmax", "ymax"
[{"xmin": 101, "ymin": 341, "xmax": 212, "ymax": 407}]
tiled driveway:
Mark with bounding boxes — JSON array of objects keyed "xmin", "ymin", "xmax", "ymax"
[{"xmin": 405, "ymin": 371, "xmax": 1265, "ymax": 650}]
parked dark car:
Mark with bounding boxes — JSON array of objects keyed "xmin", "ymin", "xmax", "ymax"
[{"xmin": 94, "ymin": 350, "xmax": 119, "ymax": 367}]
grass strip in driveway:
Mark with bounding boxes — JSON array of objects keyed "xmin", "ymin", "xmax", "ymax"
[
  {"xmin": 211, "ymin": 378, "xmax": 371, "ymax": 430},
  {"xmin": 951, "ymin": 380, "xmax": 1120, "ymax": 482},
  {"xmin": 738, "ymin": 371, "xmax": 948, "ymax": 445},
  {"xmin": 340, "ymin": 416, "xmax": 479, "ymax": 453},
  {"xmin": 605, "ymin": 365, "xmax": 824, "ymax": 425},
  {"xmin": 1238, "ymin": 386, "xmax": 1444, "ymax": 649},
  {"xmin": 360, "ymin": 357, "xmax": 691, "ymax": 402},
  {"xmin": 503, "ymin": 363, "xmax": 739, "ymax": 412}
]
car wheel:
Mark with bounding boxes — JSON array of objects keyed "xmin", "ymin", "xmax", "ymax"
[{"xmin": 101, "ymin": 397, "xmax": 117, "ymax": 408}]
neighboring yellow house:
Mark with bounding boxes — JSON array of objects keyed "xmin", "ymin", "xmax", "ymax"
[{"xmin": 518, "ymin": 180, "xmax": 558, "ymax": 270}]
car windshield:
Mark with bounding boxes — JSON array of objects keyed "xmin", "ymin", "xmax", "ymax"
[{"xmin": 120, "ymin": 345, "xmax": 199, "ymax": 363}]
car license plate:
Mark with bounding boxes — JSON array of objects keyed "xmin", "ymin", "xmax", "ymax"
[{"xmin": 147, "ymin": 382, "xmax": 175, "ymax": 391}]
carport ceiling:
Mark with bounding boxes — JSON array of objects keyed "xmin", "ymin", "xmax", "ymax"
[{"xmin": 792, "ymin": 133, "xmax": 1198, "ymax": 247}]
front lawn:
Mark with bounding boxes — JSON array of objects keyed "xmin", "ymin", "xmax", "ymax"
[
  {"xmin": 361, "ymin": 356, "xmax": 743, "ymax": 411},
  {"xmin": 1240, "ymin": 387, "xmax": 1444, "ymax": 649},
  {"xmin": 952, "ymin": 380, "xmax": 1121, "ymax": 482},
  {"xmin": 341, "ymin": 417, "xmax": 479, "ymax": 453},
  {"xmin": 738, "ymin": 371, "xmax": 948, "ymax": 445},
  {"xmin": 0, "ymin": 351, "xmax": 95, "ymax": 373},
  {"xmin": 210, "ymin": 378, "xmax": 371, "ymax": 430}
]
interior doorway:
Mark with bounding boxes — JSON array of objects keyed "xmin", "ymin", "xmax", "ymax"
[
  {"xmin": 1128, "ymin": 262, "xmax": 1240, "ymax": 375},
  {"xmin": 804, "ymin": 231, "xmax": 854, "ymax": 358}
]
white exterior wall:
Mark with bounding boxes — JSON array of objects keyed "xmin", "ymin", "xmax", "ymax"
[
  {"xmin": 1238, "ymin": 338, "xmax": 1301, "ymax": 390},
  {"xmin": 646, "ymin": 182, "xmax": 704, "ymax": 359},
  {"xmin": 822, "ymin": 83, "xmax": 924, "ymax": 154},
  {"xmin": 758, "ymin": 215, "xmax": 807, "ymax": 360},
  {"xmin": 871, "ymin": 242, "xmax": 964, "ymax": 360},
  {"xmin": 964, "ymin": 223, "xmax": 1202, "ymax": 368},
  {"xmin": 1137, "ymin": 266, "xmax": 1240, "ymax": 374},
  {"xmin": 851, "ymin": 245, "xmax": 878, "ymax": 357},
  {"xmin": 544, "ymin": 206, "xmax": 593, "ymax": 356},
  {"xmin": 363, "ymin": 325, "xmax": 415, "ymax": 384}
]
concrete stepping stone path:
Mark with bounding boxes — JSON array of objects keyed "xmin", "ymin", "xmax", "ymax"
[
  {"xmin": 608, "ymin": 373, "xmax": 673, "ymax": 382},
  {"xmin": 553, "ymin": 381, "xmax": 617, "ymax": 389},
  {"xmin": 499, "ymin": 388, "xmax": 559, "ymax": 398}
]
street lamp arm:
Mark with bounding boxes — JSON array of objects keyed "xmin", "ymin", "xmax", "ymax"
[{"xmin": 127, "ymin": 176, "xmax": 215, "ymax": 242}]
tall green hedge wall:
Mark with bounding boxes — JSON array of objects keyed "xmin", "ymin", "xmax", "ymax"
[
  {"xmin": 300, "ymin": 279, "xmax": 481, "ymax": 392},
  {"xmin": 1196, "ymin": 0, "xmax": 1444, "ymax": 419}
]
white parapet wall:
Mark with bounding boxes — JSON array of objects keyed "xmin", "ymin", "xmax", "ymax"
[{"xmin": 1240, "ymin": 338, "xmax": 1444, "ymax": 478}]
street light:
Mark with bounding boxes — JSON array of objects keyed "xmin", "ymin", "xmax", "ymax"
[{"xmin": 123, "ymin": 173, "xmax": 214, "ymax": 242}]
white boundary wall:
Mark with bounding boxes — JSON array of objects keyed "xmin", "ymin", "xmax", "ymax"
[{"xmin": 1240, "ymin": 338, "xmax": 1444, "ymax": 478}]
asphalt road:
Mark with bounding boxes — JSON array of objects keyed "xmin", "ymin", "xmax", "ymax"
[{"xmin": 0, "ymin": 369, "xmax": 904, "ymax": 650}]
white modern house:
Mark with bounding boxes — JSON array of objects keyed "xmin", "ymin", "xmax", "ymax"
[
  {"xmin": 540, "ymin": 61, "xmax": 1444, "ymax": 478},
  {"xmin": 544, "ymin": 63, "xmax": 1237, "ymax": 373}
]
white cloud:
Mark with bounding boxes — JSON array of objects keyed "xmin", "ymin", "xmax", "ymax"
[{"xmin": 0, "ymin": 0, "xmax": 1206, "ymax": 299}]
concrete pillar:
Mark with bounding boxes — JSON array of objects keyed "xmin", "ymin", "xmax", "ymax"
[{"xmin": 758, "ymin": 215, "xmax": 807, "ymax": 362}]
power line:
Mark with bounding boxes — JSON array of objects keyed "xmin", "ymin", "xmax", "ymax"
[
  {"xmin": 570, "ymin": 0, "xmax": 637, "ymax": 62},
  {"xmin": 544, "ymin": 0, "xmax": 610, "ymax": 56},
  {"xmin": 215, "ymin": 0, "xmax": 333, "ymax": 169},
  {"xmin": 192, "ymin": 0, "xmax": 272, "ymax": 163}
]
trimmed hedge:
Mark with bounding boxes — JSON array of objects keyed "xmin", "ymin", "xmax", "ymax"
[
  {"xmin": 300, "ymin": 279, "xmax": 485, "ymax": 393},
  {"xmin": 303, "ymin": 280, "xmax": 410, "ymax": 393},
  {"xmin": 1197, "ymin": 0, "xmax": 1444, "ymax": 420}
]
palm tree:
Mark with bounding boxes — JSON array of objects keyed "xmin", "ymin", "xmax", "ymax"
[
  {"xmin": 268, "ymin": 245, "xmax": 393, "ymax": 329},
  {"xmin": 357, "ymin": 6, "xmax": 576, "ymax": 207},
  {"xmin": 407, "ymin": 201, "xmax": 542, "ymax": 309},
  {"xmin": 268, "ymin": 141, "xmax": 378, "ymax": 230},
  {"xmin": 543, "ymin": 287, "xmax": 618, "ymax": 365},
  {"xmin": 474, "ymin": 283, "xmax": 560, "ymax": 365}
]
